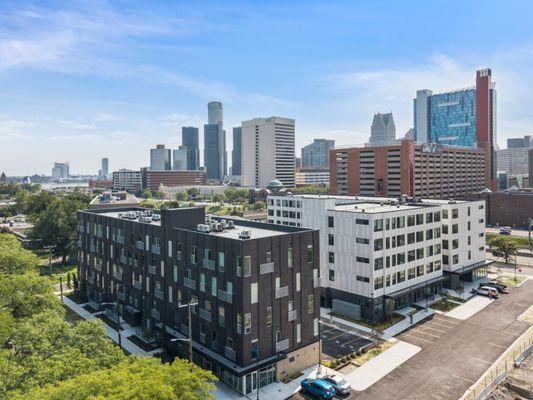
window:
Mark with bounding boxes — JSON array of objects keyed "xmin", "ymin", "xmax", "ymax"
[
  {"xmin": 296, "ymin": 272, "xmax": 301, "ymax": 292},
  {"xmin": 328, "ymin": 234, "xmax": 334, "ymax": 246},
  {"xmin": 416, "ymin": 214, "xmax": 424, "ymax": 225},
  {"xmin": 219, "ymin": 306, "xmax": 225, "ymax": 327},
  {"xmin": 328, "ymin": 252, "xmax": 335, "ymax": 263},
  {"xmin": 443, "ymin": 225, "xmax": 449, "ymax": 234},
  {"xmin": 308, "ymin": 294, "xmax": 314, "ymax": 314},
  {"xmin": 397, "ymin": 216, "xmax": 405, "ymax": 228},
  {"xmin": 328, "ymin": 269, "xmax": 335, "ymax": 281},
  {"xmin": 307, "ymin": 245, "xmax": 314, "ymax": 262},
  {"xmin": 356, "ymin": 275, "xmax": 370, "ymax": 283},
  {"xmin": 416, "ymin": 231, "xmax": 424, "ymax": 242},
  {"xmin": 467, "ymin": 207, "xmax": 471, "ymax": 217},
  {"xmin": 287, "ymin": 247, "xmax": 293, "ymax": 267},
  {"xmin": 374, "ymin": 219, "xmax": 383, "ymax": 232},
  {"xmin": 275, "ymin": 331, "xmax": 281, "ymax": 343},
  {"xmin": 374, "ymin": 238, "xmax": 383, "ymax": 251},
  {"xmin": 374, "ymin": 276, "xmax": 384, "ymax": 289},
  {"xmin": 251, "ymin": 283, "xmax": 258, "ymax": 304},
  {"xmin": 219, "ymin": 252, "xmax": 225, "ymax": 270},
  {"xmin": 356, "ymin": 219, "xmax": 369, "ymax": 225},
  {"xmin": 328, "ymin": 216, "xmax": 334, "ymax": 228},
  {"xmin": 173, "ymin": 265, "xmax": 178, "ymax": 282},
  {"xmin": 211, "ymin": 277, "xmax": 217, "ymax": 296},
  {"xmin": 314, "ymin": 319, "xmax": 319, "ymax": 336},
  {"xmin": 408, "ymin": 250, "xmax": 415, "ymax": 262},
  {"xmin": 434, "ymin": 211, "xmax": 441, "ymax": 222},
  {"xmin": 266, "ymin": 306, "xmax": 272, "ymax": 326},
  {"xmin": 452, "ymin": 209, "xmax": 458, "ymax": 218},
  {"xmin": 417, "ymin": 265, "xmax": 424, "ymax": 277},
  {"xmin": 397, "ymin": 235, "xmax": 405, "ymax": 246},
  {"xmin": 374, "ymin": 257, "xmax": 383, "ymax": 271},
  {"xmin": 417, "ymin": 248, "xmax": 424, "ymax": 259},
  {"xmin": 244, "ymin": 313, "xmax": 251, "ymax": 334},
  {"xmin": 407, "ymin": 233, "xmax": 415, "ymax": 244},
  {"xmin": 191, "ymin": 246, "xmax": 197, "ymax": 264},
  {"xmin": 397, "ymin": 252, "xmax": 405, "ymax": 265},
  {"xmin": 237, "ymin": 313, "xmax": 242, "ymax": 334},
  {"xmin": 426, "ymin": 212, "xmax": 433, "ymax": 223},
  {"xmin": 426, "ymin": 262, "xmax": 434, "ymax": 273},
  {"xmin": 468, "ymin": 250, "xmax": 471, "ymax": 260},
  {"xmin": 443, "ymin": 255, "xmax": 449, "ymax": 265},
  {"xmin": 296, "ymin": 324, "xmax": 301, "ymax": 343},
  {"xmin": 453, "ymin": 254, "xmax": 459, "ymax": 264},
  {"xmin": 397, "ymin": 270, "xmax": 405, "ymax": 282},
  {"xmin": 407, "ymin": 215, "xmax": 415, "ymax": 227},
  {"xmin": 200, "ymin": 273, "xmax": 206, "ymax": 292},
  {"xmin": 408, "ymin": 267, "xmax": 416, "ymax": 280},
  {"xmin": 356, "ymin": 256, "xmax": 369, "ymax": 263},
  {"xmin": 177, "ymin": 242, "xmax": 182, "ymax": 260},
  {"xmin": 265, "ymin": 251, "xmax": 272, "ymax": 263},
  {"xmin": 244, "ymin": 256, "xmax": 251, "ymax": 277},
  {"xmin": 452, "ymin": 224, "xmax": 458, "ymax": 234},
  {"xmin": 443, "ymin": 209, "xmax": 449, "ymax": 219},
  {"xmin": 167, "ymin": 240, "xmax": 172, "ymax": 257},
  {"xmin": 356, "ymin": 237, "xmax": 369, "ymax": 244},
  {"xmin": 426, "ymin": 229, "xmax": 433, "ymax": 240}
]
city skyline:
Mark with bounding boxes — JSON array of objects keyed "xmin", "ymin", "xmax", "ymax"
[{"xmin": 2, "ymin": 1, "xmax": 533, "ymax": 175}]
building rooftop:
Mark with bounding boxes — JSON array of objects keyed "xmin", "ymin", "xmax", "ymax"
[{"xmin": 334, "ymin": 201, "xmax": 437, "ymax": 214}]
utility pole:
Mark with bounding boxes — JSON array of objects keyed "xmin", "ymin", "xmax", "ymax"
[
  {"xmin": 44, "ymin": 244, "xmax": 56, "ymax": 275},
  {"xmin": 178, "ymin": 298, "xmax": 198, "ymax": 363}
]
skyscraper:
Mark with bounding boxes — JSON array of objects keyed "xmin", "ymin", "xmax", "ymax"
[
  {"xmin": 413, "ymin": 68, "xmax": 497, "ymax": 189},
  {"xmin": 507, "ymin": 135, "xmax": 533, "ymax": 149},
  {"xmin": 241, "ymin": 117, "xmax": 295, "ymax": 188},
  {"xmin": 232, "ymin": 127, "xmax": 242, "ymax": 176},
  {"xmin": 172, "ymin": 147, "xmax": 188, "ymax": 171},
  {"xmin": 150, "ymin": 145, "xmax": 171, "ymax": 170},
  {"xmin": 101, "ymin": 158, "xmax": 109, "ymax": 178},
  {"xmin": 204, "ymin": 101, "xmax": 226, "ymax": 181},
  {"xmin": 301, "ymin": 139, "xmax": 335, "ymax": 169},
  {"xmin": 52, "ymin": 162, "xmax": 69, "ymax": 181},
  {"xmin": 367, "ymin": 113, "xmax": 396, "ymax": 146},
  {"xmin": 181, "ymin": 127, "xmax": 200, "ymax": 170}
]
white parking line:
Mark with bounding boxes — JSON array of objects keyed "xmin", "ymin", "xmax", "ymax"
[
  {"xmin": 419, "ymin": 325, "xmax": 447, "ymax": 334},
  {"xmin": 452, "ymin": 374, "xmax": 474, "ymax": 384},
  {"xmin": 471, "ymin": 356, "xmax": 492, "ymax": 365},
  {"xmin": 401, "ymin": 333, "xmax": 433, "ymax": 344},
  {"xmin": 425, "ymin": 320, "xmax": 456, "ymax": 329},
  {"xmin": 410, "ymin": 329, "xmax": 440, "ymax": 339},
  {"xmin": 434, "ymin": 316, "xmax": 460, "ymax": 324},
  {"xmin": 489, "ymin": 342, "xmax": 509, "ymax": 350}
]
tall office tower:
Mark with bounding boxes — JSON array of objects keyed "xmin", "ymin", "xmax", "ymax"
[
  {"xmin": 52, "ymin": 162, "xmax": 70, "ymax": 181},
  {"xmin": 172, "ymin": 147, "xmax": 188, "ymax": 171},
  {"xmin": 232, "ymin": 127, "xmax": 242, "ymax": 176},
  {"xmin": 497, "ymin": 147, "xmax": 531, "ymax": 175},
  {"xmin": 301, "ymin": 139, "xmax": 335, "ymax": 169},
  {"xmin": 150, "ymin": 145, "xmax": 171, "ymax": 171},
  {"xmin": 413, "ymin": 68, "xmax": 497, "ymax": 189},
  {"xmin": 367, "ymin": 113, "xmax": 396, "ymax": 146},
  {"xmin": 204, "ymin": 101, "xmax": 226, "ymax": 181},
  {"xmin": 181, "ymin": 127, "xmax": 200, "ymax": 170},
  {"xmin": 241, "ymin": 117, "xmax": 295, "ymax": 188},
  {"xmin": 529, "ymin": 149, "xmax": 533, "ymax": 187},
  {"xmin": 507, "ymin": 135, "xmax": 533, "ymax": 149},
  {"xmin": 101, "ymin": 158, "xmax": 109, "ymax": 178}
]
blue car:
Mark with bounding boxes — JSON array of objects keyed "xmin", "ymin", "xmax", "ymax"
[{"xmin": 300, "ymin": 378, "xmax": 335, "ymax": 399}]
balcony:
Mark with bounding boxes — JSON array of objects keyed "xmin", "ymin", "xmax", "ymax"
[
  {"xmin": 275, "ymin": 286, "xmax": 289, "ymax": 299},
  {"xmin": 288, "ymin": 309, "xmax": 298, "ymax": 322},
  {"xmin": 199, "ymin": 308, "xmax": 212, "ymax": 322},
  {"xmin": 151, "ymin": 244, "xmax": 160, "ymax": 255},
  {"xmin": 224, "ymin": 346, "xmax": 236, "ymax": 362},
  {"xmin": 136, "ymin": 241, "xmax": 144, "ymax": 251},
  {"xmin": 120, "ymin": 255, "xmax": 128, "ymax": 265},
  {"xmin": 94, "ymin": 261, "xmax": 103, "ymax": 272},
  {"xmin": 199, "ymin": 332, "xmax": 206, "ymax": 344},
  {"xmin": 313, "ymin": 277, "xmax": 322, "ymax": 288},
  {"xmin": 133, "ymin": 280, "xmax": 142, "ymax": 290},
  {"xmin": 90, "ymin": 244, "xmax": 96, "ymax": 253},
  {"xmin": 199, "ymin": 282, "xmax": 206, "ymax": 292},
  {"xmin": 133, "ymin": 259, "xmax": 138, "ymax": 268},
  {"xmin": 275, "ymin": 338, "xmax": 290, "ymax": 352},
  {"xmin": 96, "ymin": 230, "xmax": 103, "ymax": 239},
  {"xmin": 148, "ymin": 265, "xmax": 157, "ymax": 275},
  {"xmin": 151, "ymin": 309, "xmax": 160, "ymax": 320},
  {"xmin": 260, "ymin": 262, "xmax": 274, "ymax": 275},
  {"xmin": 128, "ymin": 257, "xmax": 134, "ymax": 266},
  {"xmin": 176, "ymin": 251, "xmax": 182, "ymax": 260},
  {"xmin": 217, "ymin": 290, "xmax": 233, "ymax": 304},
  {"xmin": 116, "ymin": 235, "xmax": 124, "ymax": 245},
  {"xmin": 203, "ymin": 258, "xmax": 215, "ymax": 271},
  {"xmin": 117, "ymin": 291, "xmax": 126, "ymax": 301},
  {"xmin": 154, "ymin": 288, "xmax": 164, "ymax": 300},
  {"xmin": 184, "ymin": 277, "xmax": 196, "ymax": 290},
  {"xmin": 78, "ymin": 225, "xmax": 85, "ymax": 233},
  {"xmin": 113, "ymin": 271, "xmax": 123, "ymax": 281},
  {"xmin": 77, "ymin": 240, "xmax": 82, "ymax": 248}
]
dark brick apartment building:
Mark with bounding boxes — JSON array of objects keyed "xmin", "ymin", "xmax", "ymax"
[{"xmin": 77, "ymin": 207, "xmax": 321, "ymax": 395}]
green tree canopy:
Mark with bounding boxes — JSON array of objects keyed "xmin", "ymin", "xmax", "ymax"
[
  {"xmin": 0, "ymin": 234, "xmax": 40, "ymax": 274},
  {"xmin": 489, "ymin": 236, "xmax": 518, "ymax": 264},
  {"xmin": 175, "ymin": 191, "xmax": 189, "ymax": 201}
]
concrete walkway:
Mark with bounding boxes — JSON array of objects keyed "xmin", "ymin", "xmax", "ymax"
[
  {"xmin": 445, "ymin": 295, "xmax": 493, "ymax": 320},
  {"xmin": 383, "ymin": 308, "xmax": 435, "ymax": 339},
  {"xmin": 347, "ymin": 340, "xmax": 421, "ymax": 391},
  {"xmin": 62, "ymin": 297, "xmax": 161, "ymax": 356}
]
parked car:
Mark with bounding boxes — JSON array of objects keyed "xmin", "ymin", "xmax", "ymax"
[
  {"xmin": 480, "ymin": 282, "xmax": 508, "ymax": 293},
  {"xmin": 471, "ymin": 286, "xmax": 499, "ymax": 298},
  {"xmin": 300, "ymin": 378, "xmax": 335, "ymax": 399},
  {"xmin": 322, "ymin": 374, "xmax": 352, "ymax": 396},
  {"xmin": 499, "ymin": 227, "xmax": 512, "ymax": 235},
  {"xmin": 488, "ymin": 280, "xmax": 507, "ymax": 289}
]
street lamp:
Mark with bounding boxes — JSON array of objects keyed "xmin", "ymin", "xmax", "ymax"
[
  {"xmin": 101, "ymin": 302, "xmax": 122, "ymax": 349},
  {"xmin": 317, "ymin": 320, "xmax": 323, "ymax": 377},
  {"xmin": 177, "ymin": 299, "xmax": 198, "ymax": 363}
]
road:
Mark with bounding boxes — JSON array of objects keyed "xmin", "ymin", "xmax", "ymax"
[
  {"xmin": 290, "ymin": 280, "xmax": 532, "ymax": 400},
  {"xmin": 485, "ymin": 227, "xmax": 531, "ymax": 238}
]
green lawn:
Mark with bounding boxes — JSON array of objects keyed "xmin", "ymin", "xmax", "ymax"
[
  {"xmin": 486, "ymin": 234, "xmax": 531, "ymax": 249},
  {"xmin": 33, "ymin": 249, "xmax": 78, "ymax": 284},
  {"xmin": 496, "ymin": 275, "xmax": 527, "ymax": 287},
  {"xmin": 430, "ymin": 298, "xmax": 460, "ymax": 312}
]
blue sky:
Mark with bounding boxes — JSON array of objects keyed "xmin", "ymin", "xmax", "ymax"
[{"xmin": 1, "ymin": 0, "xmax": 533, "ymax": 176}]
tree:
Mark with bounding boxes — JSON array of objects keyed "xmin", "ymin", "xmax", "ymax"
[
  {"xmin": 140, "ymin": 190, "xmax": 152, "ymax": 199},
  {"xmin": 66, "ymin": 272, "xmax": 71, "ymax": 289},
  {"xmin": 0, "ymin": 234, "xmax": 40, "ymax": 275},
  {"xmin": 212, "ymin": 193, "xmax": 225, "ymax": 204},
  {"xmin": 253, "ymin": 201, "xmax": 265, "ymax": 211},
  {"xmin": 175, "ymin": 192, "xmax": 188, "ymax": 202},
  {"xmin": 489, "ymin": 236, "xmax": 518, "ymax": 264},
  {"xmin": 15, "ymin": 357, "xmax": 217, "ymax": 400},
  {"xmin": 187, "ymin": 187, "xmax": 200, "ymax": 198}
]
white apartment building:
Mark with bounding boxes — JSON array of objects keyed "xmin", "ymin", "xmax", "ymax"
[
  {"xmin": 112, "ymin": 169, "xmax": 142, "ymax": 192},
  {"xmin": 241, "ymin": 117, "xmax": 295, "ymax": 188},
  {"xmin": 267, "ymin": 194, "xmax": 487, "ymax": 322}
]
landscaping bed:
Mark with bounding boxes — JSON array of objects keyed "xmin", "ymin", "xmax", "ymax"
[
  {"xmin": 82, "ymin": 303, "xmax": 100, "ymax": 314},
  {"xmin": 127, "ymin": 334, "xmax": 160, "ymax": 352},
  {"xmin": 96, "ymin": 313, "xmax": 123, "ymax": 331},
  {"xmin": 430, "ymin": 298, "xmax": 461, "ymax": 312},
  {"xmin": 330, "ymin": 312, "xmax": 405, "ymax": 331},
  {"xmin": 66, "ymin": 291, "xmax": 87, "ymax": 304},
  {"xmin": 496, "ymin": 275, "xmax": 527, "ymax": 287},
  {"xmin": 322, "ymin": 340, "xmax": 394, "ymax": 371}
]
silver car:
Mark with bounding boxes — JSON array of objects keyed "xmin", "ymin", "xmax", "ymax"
[{"xmin": 322, "ymin": 374, "xmax": 351, "ymax": 396}]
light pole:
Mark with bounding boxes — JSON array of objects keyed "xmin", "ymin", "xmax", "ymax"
[
  {"xmin": 44, "ymin": 244, "xmax": 56, "ymax": 275},
  {"xmin": 317, "ymin": 320, "xmax": 323, "ymax": 377},
  {"xmin": 178, "ymin": 299, "xmax": 198, "ymax": 363}
]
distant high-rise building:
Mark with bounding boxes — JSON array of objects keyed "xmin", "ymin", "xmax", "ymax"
[
  {"xmin": 52, "ymin": 162, "xmax": 69, "ymax": 181},
  {"xmin": 413, "ymin": 68, "xmax": 498, "ymax": 189},
  {"xmin": 497, "ymin": 148, "xmax": 531, "ymax": 176},
  {"xmin": 150, "ymin": 145, "xmax": 171, "ymax": 171},
  {"xmin": 0, "ymin": 172, "xmax": 7, "ymax": 183},
  {"xmin": 101, "ymin": 158, "xmax": 109, "ymax": 178},
  {"xmin": 367, "ymin": 113, "xmax": 396, "ymax": 146},
  {"xmin": 182, "ymin": 127, "xmax": 200, "ymax": 170},
  {"xmin": 112, "ymin": 169, "xmax": 142, "ymax": 192},
  {"xmin": 529, "ymin": 149, "xmax": 533, "ymax": 187},
  {"xmin": 507, "ymin": 135, "xmax": 533, "ymax": 149},
  {"xmin": 241, "ymin": 117, "xmax": 295, "ymax": 188},
  {"xmin": 232, "ymin": 127, "xmax": 242, "ymax": 176},
  {"xmin": 301, "ymin": 139, "xmax": 335, "ymax": 169},
  {"xmin": 403, "ymin": 128, "xmax": 414, "ymax": 140},
  {"xmin": 204, "ymin": 102, "xmax": 226, "ymax": 181},
  {"xmin": 172, "ymin": 147, "xmax": 188, "ymax": 171}
]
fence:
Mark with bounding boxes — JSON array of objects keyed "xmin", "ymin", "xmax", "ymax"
[{"xmin": 460, "ymin": 325, "xmax": 533, "ymax": 400}]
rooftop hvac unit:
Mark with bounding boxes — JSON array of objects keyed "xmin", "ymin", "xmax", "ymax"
[
  {"xmin": 216, "ymin": 223, "xmax": 223, "ymax": 231},
  {"xmin": 227, "ymin": 220, "xmax": 235, "ymax": 229},
  {"xmin": 197, "ymin": 224, "xmax": 204, "ymax": 231}
]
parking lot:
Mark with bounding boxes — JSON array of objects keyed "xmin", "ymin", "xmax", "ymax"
[
  {"xmin": 397, "ymin": 313, "xmax": 459, "ymax": 349},
  {"xmin": 321, "ymin": 323, "xmax": 372, "ymax": 360}
]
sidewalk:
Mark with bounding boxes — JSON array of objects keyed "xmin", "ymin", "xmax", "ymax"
[
  {"xmin": 445, "ymin": 295, "xmax": 493, "ymax": 320},
  {"xmin": 383, "ymin": 308, "xmax": 435, "ymax": 339},
  {"xmin": 62, "ymin": 297, "xmax": 161, "ymax": 356}
]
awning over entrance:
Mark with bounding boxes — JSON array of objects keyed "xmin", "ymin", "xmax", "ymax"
[
  {"xmin": 446, "ymin": 260, "xmax": 494, "ymax": 275},
  {"xmin": 384, "ymin": 275, "xmax": 447, "ymax": 299}
]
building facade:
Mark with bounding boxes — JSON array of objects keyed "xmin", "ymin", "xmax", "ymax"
[
  {"xmin": 52, "ymin": 162, "xmax": 70, "ymax": 181},
  {"xmin": 497, "ymin": 148, "xmax": 531, "ymax": 176},
  {"xmin": 301, "ymin": 139, "xmax": 335, "ymax": 170},
  {"xmin": 507, "ymin": 135, "xmax": 533, "ymax": 149},
  {"xmin": 77, "ymin": 207, "xmax": 321, "ymax": 395},
  {"xmin": 267, "ymin": 194, "xmax": 486, "ymax": 321},
  {"xmin": 101, "ymin": 158, "xmax": 109, "ymax": 179},
  {"xmin": 204, "ymin": 102, "xmax": 226, "ymax": 181},
  {"xmin": 413, "ymin": 69, "xmax": 497, "ymax": 190},
  {"xmin": 241, "ymin": 117, "xmax": 296, "ymax": 188},
  {"xmin": 150, "ymin": 145, "xmax": 171, "ymax": 171},
  {"xmin": 172, "ymin": 147, "xmax": 188, "ymax": 171},
  {"xmin": 330, "ymin": 140, "xmax": 486, "ymax": 199},
  {"xmin": 140, "ymin": 169, "xmax": 206, "ymax": 190},
  {"xmin": 295, "ymin": 170, "xmax": 330, "ymax": 187},
  {"xmin": 112, "ymin": 169, "xmax": 142, "ymax": 192},
  {"xmin": 182, "ymin": 127, "xmax": 200, "ymax": 171},
  {"xmin": 232, "ymin": 127, "xmax": 242, "ymax": 176},
  {"xmin": 367, "ymin": 113, "xmax": 396, "ymax": 147}
]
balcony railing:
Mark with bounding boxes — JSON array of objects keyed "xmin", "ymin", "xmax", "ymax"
[
  {"xmin": 148, "ymin": 265, "xmax": 157, "ymax": 275},
  {"xmin": 77, "ymin": 240, "xmax": 82, "ymax": 248},
  {"xmin": 176, "ymin": 251, "xmax": 182, "ymax": 260},
  {"xmin": 113, "ymin": 271, "xmax": 123, "ymax": 281},
  {"xmin": 313, "ymin": 277, "xmax": 322, "ymax": 288},
  {"xmin": 199, "ymin": 282, "xmax": 206, "ymax": 292},
  {"xmin": 154, "ymin": 288, "xmax": 164, "ymax": 300},
  {"xmin": 94, "ymin": 261, "xmax": 102, "ymax": 272},
  {"xmin": 184, "ymin": 277, "xmax": 196, "ymax": 290},
  {"xmin": 136, "ymin": 241, "xmax": 144, "ymax": 250},
  {"xmin": 151, "ymin": 309, "xmax": 160, "ymax": 320},
  {"xmin": 116, "ymin": 235, "xmax": 124, "ymax": 245},
  {"xmin": 199, "ymin": 308, "xmax": 212, "ymax": 322},
  {"xmin": 117, "ymin": 291, "xmax": 126, "ymax": 301},
  {"xmin": 203, "ymin": 258, "xmax": 215, "ymax": 271},
  {"xmin": 275, "ymin": 286, "xmax": 289, "ymax": 299},
  {"xmin": 120, "ymin": 255, "xmax": 128, "ymax": 265},
  {"xmin": 260, "ymin": 262, "xmax": 274, "ymax": 275},
  {"xmin": 133, "ymin": 259, "xmax": 138, "ymax": 268},
  {"xmin": 89, "ymin": 244, "xmax": 96, "ymax": 253},
  {"xmin": 275, "ymin": 338, "xmax": 290, "ymax": 352},
  {"xmin": 96, "ymin": 230, "xmax": 103, "ymax": 239},
  {"xmin": 133, "ymin": 280, "xmax": 142, "ymax": 290},
  {"xmin": 151, "ymin": 244, "xmax": 160, "ymax": 255},
  {"xmin": 199, "ymin": 332, "xmax": 206, "ymax": 344},
  {"xmin": 217, "ymin": 290, "xmax": 233, "ymax": 304},
  {"xmin": 224, "ymin": 346, "xmax": 236, "ymax": 362},
  {"xmin": 288, "ymin": 309, "xmax": 298, "ymax": 322}
]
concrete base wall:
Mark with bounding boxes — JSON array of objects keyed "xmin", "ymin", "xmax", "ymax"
[{"xmin": 276, "ymin": 341, "xmax": 319, "ymax": 380}]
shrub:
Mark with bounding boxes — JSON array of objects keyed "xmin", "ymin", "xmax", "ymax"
[{"xmin": 361, "ymin": 347, "xmax": 368, "ymax": 354}]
